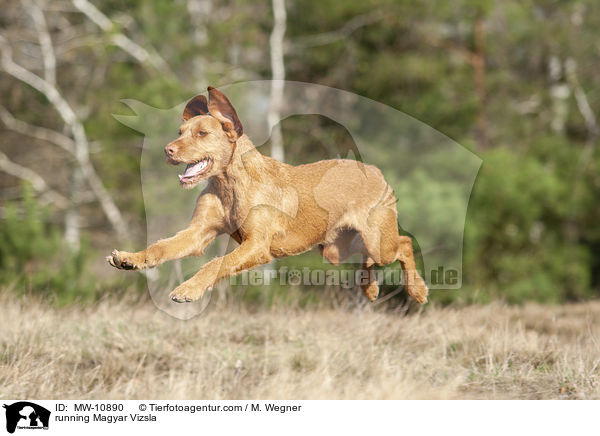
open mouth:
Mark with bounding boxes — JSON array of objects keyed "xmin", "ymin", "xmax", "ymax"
[{"xmin": 178, "ymin": 158, "xmax": 212, "ymax": 185}]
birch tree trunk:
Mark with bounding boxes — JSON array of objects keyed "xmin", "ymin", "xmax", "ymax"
[{"xmin": 268, "ymin": 0, "xmax": 286, "ymax": 162}]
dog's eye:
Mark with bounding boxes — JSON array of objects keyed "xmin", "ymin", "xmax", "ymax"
[
  {"xmin": 195, "ymin": 131, "xmax": 207, "ymax": 137},
  {"xmin": 178, "ymin": 129, "xmax": 182, "ymax": 136}
]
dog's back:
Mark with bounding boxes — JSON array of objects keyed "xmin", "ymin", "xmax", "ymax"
[{"xmin": 265, "ymin": 158, "xmax": 393, "ymax": 257}]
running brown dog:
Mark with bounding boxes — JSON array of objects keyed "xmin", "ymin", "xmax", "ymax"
[{"xmin": 107, "ymin": 86, "xmax": 428, "ymax": 304}]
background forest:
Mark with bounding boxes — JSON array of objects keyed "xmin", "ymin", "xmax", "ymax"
[{"xmin": 1, "ymin": 0, "xmax": 599, "ymax": 307}]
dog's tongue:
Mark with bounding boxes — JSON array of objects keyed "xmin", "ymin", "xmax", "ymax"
[{"xmin": 180, "ymin": 161, "xmax": 207, "ymax": 179}]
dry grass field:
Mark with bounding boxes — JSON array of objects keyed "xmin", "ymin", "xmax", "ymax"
[{"xmin": 1, "ymin": 290, "xmax": 599, "ymax": 399}]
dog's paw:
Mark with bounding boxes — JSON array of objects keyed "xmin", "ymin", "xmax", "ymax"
[
  {"xmin": 361, "ymin": 281, "xmax": 380, "ymax": 302},
  {"xmin": 106, "ymin": 249, "xmax": 144, "ymax": 270},
  {"xmin": 406, "ymin": 275, "xmax": 429, "ymax": 304},
  {"xmin": 169, "ymin": 283, "xmax": 213, "ymax": 303}
]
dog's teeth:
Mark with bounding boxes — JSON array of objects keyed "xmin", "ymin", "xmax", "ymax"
[{"xmin": 178, "ymin": 174, "xmax": 184, "ymax": 180}]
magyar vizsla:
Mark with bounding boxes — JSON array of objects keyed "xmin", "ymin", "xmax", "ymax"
[{"xmin": 107, "ymin": 86, "xmax": 428, "ymax": 304}]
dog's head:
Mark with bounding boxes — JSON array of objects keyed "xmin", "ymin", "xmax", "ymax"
[{"xmin": 164, "ymin": 86, "xmax": 243, "ymax": 189}]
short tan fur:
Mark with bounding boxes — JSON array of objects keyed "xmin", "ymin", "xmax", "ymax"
[{"xmin": 107, "ymin": 87, "xmax": 428, "ymax": 304}]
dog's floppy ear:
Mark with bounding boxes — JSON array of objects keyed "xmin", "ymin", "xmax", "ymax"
[
  {"xmin": 183, "ymin": 95, "xmax": 209, "ymax": 121},
  {"xmin": 207, "ymin": 86, "xmax": 243, "ymax": 142}
]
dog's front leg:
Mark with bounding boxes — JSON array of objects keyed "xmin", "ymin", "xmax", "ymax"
[
  {"xmin": 107, "ymin": 224, "xmax": 219, "ymax": 270},
  {"xmin": 169, "ymin": 237, "xmax": 272, "ymax": 302},
  {"xmin": 107, "ymin": 193, "xmax": 225, "ymax": 271}
]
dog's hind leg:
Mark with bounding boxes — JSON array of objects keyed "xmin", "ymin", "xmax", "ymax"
[
  {"xmin": 395, "ymin": 236, "xmax": 428, "ymax": 304},
  {"xmin": 359, "ymin": 205, "xmax": 428, "ymax": 304},
  {"xmin": 359, "ymin": 260, "xmax": 379, "ymax": 301},
  {"xmin": 319, "ymin": 229, "xmax": 378, "ymax": 300}
]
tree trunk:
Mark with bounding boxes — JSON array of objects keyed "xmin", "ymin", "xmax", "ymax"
[{"xmin": 268, "ymin": 0, "xmax": 286, "ymax": 162}]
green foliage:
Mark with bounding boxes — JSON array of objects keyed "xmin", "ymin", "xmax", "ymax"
[
  {"xmin": 0, "ymin": 184, "xmax": 98, "ymax": 305},
  {"xmin": 462, "ymin": 144, "xmax": 593, "ymax": 304}
]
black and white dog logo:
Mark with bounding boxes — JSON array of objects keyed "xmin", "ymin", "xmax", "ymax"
[{"xmin": 3, "ymin": 402, "xmax": 50, "ymax": 433}]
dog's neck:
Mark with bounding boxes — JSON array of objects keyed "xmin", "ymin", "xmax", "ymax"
[{"xmin": 208, "ymin": 134, "xmax": 272, "ymax": 206}]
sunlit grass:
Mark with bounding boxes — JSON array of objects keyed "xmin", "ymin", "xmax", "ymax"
[{"xmin": 1, "ymin": 289, "xmax": 599, "ymax": 399}]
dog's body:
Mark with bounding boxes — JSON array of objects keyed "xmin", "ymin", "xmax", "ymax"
[{"xmin": 107, "ymin": 87, "xmax": 428, "ymax": 304}]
